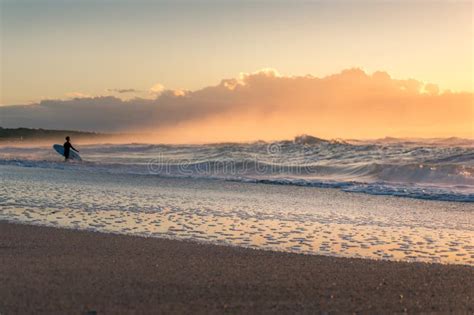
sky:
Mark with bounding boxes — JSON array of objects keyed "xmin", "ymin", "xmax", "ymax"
[{"xmin": 0, "ymin": 0, "xmax": 473, "ymax": 141}]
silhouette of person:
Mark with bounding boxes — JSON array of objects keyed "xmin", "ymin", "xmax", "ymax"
[{"xmin": 63, "ymin": 136, "xmax": 79, "ymax": 161}]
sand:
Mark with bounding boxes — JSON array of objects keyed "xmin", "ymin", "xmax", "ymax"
[{"xmin": 0, "ymin": 222, "xmax": 473, "ymax": 314}]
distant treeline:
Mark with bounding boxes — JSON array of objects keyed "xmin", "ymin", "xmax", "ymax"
[{"xmin": 0, "ymin": 127, "xmax": 110, "ymax": 142}]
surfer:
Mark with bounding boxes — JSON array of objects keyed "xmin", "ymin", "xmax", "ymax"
[{"xmin": 63, "ymin": 136, "xmax": 79, "ymax": 161}]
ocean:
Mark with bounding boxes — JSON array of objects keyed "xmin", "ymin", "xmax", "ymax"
[
  {"xmin": 1, "ymin": 135, "xmax": 473, "ymax": 202},
  {"xmin": 1, "ymin": 136, "xmax": 473, "ymax": 265}
]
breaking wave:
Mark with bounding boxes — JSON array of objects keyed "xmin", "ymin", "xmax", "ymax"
[{"xmin": 1, "ymin": 136, "xmax": 473, "ymax": 202}]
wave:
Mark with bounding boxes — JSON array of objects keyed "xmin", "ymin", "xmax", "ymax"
[{"xmin": 1, "ymin": 139, "xmax": 473, "ymax": 202}]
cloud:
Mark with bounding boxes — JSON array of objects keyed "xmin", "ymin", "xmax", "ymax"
[
  {"xmin": 107, "ymin": 88, "xmax": 140, "ymax": 94},
  {"xmin": 65, "ymin": 92, "xmax": 91, "ymax": 98},
  {"xmin": 0, "ymin": 68, "xmax": 472, "ymax": 141},
  {"xmin": 149, "ymin": 83, "xmax": 165, "ymax": 95}
]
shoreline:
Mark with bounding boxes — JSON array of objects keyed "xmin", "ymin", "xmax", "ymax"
[
  {"xmin": 1, "ymin": 221, "xmax": 473, "ymax": 313},
  {"xmin": 2, "ymin": 217, "xmax": 473, "ymax": 267},
  {"xmin": 2, "ymin": 165, "xmax": 473, "ymax": 266}
]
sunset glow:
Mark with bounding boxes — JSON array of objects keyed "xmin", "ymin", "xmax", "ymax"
[
  {"xmin": 1, "ymin": 2, "xmax": 474, "ymax": 311},
  {"xmin": 0, "ymin": 0, "xmax": 472, "ymax": 142}
]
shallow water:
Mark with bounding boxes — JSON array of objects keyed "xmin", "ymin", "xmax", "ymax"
[{"xmin": 1, "ymin": 165, "xmax": 472, "ymax": 265}]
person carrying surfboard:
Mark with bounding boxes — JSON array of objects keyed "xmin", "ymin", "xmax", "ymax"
[{"xmin": 63, "ymin": 136, "xmax": 79, "ymax": 161}]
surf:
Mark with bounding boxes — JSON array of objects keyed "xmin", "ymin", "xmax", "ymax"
[{"xmin": 0, "ymin": 136, "xmax": 473, "ymax": 202}]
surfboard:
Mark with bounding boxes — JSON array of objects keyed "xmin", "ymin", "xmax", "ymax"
[{"xmin": 53, "ymin": 144, "xmax": 82, "ymax": 161}]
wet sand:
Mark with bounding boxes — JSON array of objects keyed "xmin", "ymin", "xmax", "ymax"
[
  {"xmin": 3, "ymin": 165, "xmax": 473, "ymax": 266},
  {"xmin": 0, "ymin": 221, "xmax": 473, "ymax": 314}
]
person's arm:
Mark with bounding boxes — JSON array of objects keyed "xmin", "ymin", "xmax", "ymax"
[{"xmin": 71, "ymin": 145, "xmax": 79, "ymax": 152}]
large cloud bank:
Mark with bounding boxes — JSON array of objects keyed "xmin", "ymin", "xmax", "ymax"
[{"xmin": 1, "ymin": 68, "xmax": 472, "ymax": 142}]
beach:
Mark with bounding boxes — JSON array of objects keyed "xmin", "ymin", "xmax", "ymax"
[
  {"xmin": 0, "ymin": 143, "xmax": 473, "ymax": 313},
  {"xmin": 2, "ymin": 0, "xmax": 473, "ymax": 312},
  {"xmin": 1, "ymin": 221, "xmax": 473, "ymax": 314}
]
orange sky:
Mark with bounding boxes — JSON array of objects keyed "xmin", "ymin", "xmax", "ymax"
[
  {"xmin": 1, "ymin": 1, "xmax": 472, "ymax": 106},
  {"xmin": 1, "ymin": 1, "xmax": 472, "ymax": 142}
]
